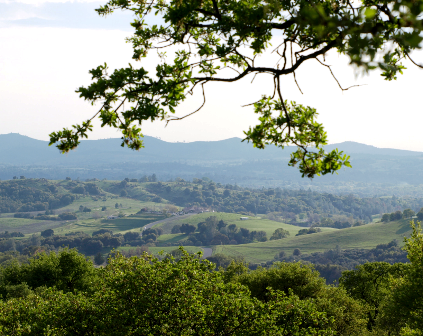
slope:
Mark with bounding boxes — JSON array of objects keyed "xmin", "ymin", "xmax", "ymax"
[{"xmin": 214, "ymin": 219, "xmax": 414, "ymax": 263}]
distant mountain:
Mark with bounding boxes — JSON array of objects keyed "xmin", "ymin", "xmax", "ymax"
[
  {"xmin": 1, "ymin": 133, "xmax": 421, "ymax": 167},
  {"xmin": 2, "ymin": 133, "xmax": 423, "ymax": 189},
  {"xmin": 0, "ymin": 133, "xmax": 291, "ymax": 166}
]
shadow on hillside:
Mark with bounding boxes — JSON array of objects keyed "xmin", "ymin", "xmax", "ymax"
[{"xmin": 396, "ymin": 220, "xmax": 413, "ymax": 235}]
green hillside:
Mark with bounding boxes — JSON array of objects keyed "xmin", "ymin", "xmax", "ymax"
[
  {"xmin": 214, "ymin": 219, "xmax": 413, "ymax": 263},
  {"xmin": 153, "ymin": 211, "xmax": 337, "ymax": 237}
]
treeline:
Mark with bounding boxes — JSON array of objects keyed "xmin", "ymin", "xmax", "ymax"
[
  {"xmin": 64, "ymin": 176, "xmax": 423, "ymax": 224},
  {"xmin": 0, "ymin": 222, "xmax": 422, "ymax": 335},
  {"xmin": 380, "ymin": 208, "xmax": 423, "ymax": 222},
  {"xmin": 271, "ymin": 240, "xmax": 408, "ymax": 282},
  {"xmin": 0, "ymin": 179, "xmax": 75, "ymax": 213},
  {"xmin": 144, "ymin": 178, "xmax": 423, "ymax": 224},
  {"xmin": 0, "ymin": 228, "xmax": 145, "ymax": 256},
  {"xmin": 3, "ymin": 178, "xmax": 423, "ymax": 227},
  {"xmin": 14, "ymin": 211, "xmax": 77, "ymax": 221}
]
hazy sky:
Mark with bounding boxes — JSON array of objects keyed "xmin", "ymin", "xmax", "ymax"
[{"xmin": 1, "ymin": 0, "xmax": 423, "ymax": 151}]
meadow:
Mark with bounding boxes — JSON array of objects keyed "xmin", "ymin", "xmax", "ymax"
[
  {"xmin": 213, "ymin": 219, "xmax": 414, "ymax": 263},
  {"xmin": 153, "ymin": 211, "xmax": 337, "ymax": 237}
]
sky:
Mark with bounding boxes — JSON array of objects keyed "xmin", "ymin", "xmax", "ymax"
[{"xmin": 1, "ymin": 0, "xmax": 423, "ymax": 151}]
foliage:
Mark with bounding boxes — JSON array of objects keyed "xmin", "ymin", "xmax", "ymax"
[
  {"xmin": 270, "ymin": 228, "xmax": 290, "ymax": 240},
  {"xmin": 180, "ymin": 215, "xmax": 268, "ymax": 246},
  {"xmin": 296, "ymin": 227, "xmax": 322, "ymax": 236},
  {"xmin": 0, "ymin": 179, "xmax": 75, "ymax": 213},
  {"xmin": 50, "ymin": 0, "xmax": 423, "ymax": 177},
  {"xmin": 0, "ymin": 249, "xmax": 96, "ymax": 299},
  {"xmin": 273, "ymin": 240, "xmax": 408, "ymax": 276},
  {"xmin": 41, "ymin": 229, "xmax": 54, "ymax": 237},
  {"xmin": 0, "ymin": 250, "xmax": 336, "ymax": 335},
  {"xmin": 225, "ymin": 261, "xmax": 367, "ymax": 335},
  {"xmin": 233, "ymin": 262, "xmax": 325, "ymax": 301},
  {"xmin": 376, "ymin": 221, "xmax": 423, "ymax": 334},
  {"xmin": 340, "ymin": 261, "xmax": 408, "ymax": 330}
]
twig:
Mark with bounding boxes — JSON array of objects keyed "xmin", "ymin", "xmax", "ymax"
[
  {"xmin": 315, "ymin": 58, "xmax": 364, "ymax": 91},
  {"xmin": 165, "ymin": 82, "xmax": 207, "ymax": 125}
]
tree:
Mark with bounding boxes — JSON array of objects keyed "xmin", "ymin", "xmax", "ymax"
[
  {"xmin": 58, "ymin": 212, "xmax": 77, "ymax": 220},
  {"xmin": 0, "ymin": 250, "xmax": 335, "ymax": 335},
  {"xmin": 49, "ymin": 0, "xmax": 423, "ymax": 177},
  {"xmin": 41, "ymin": 229, "xmax": 54, "ymax": 238},
  {"xmin": 390, "ymin": 210, "xmax": 403, "ymax": 221},
  {"xmin": 377, "ymin": 221, "xmax": 423, "ymax": 334},
  {"xmin": 403, "ymin": 209, "xmax": 415, "ymax": 218},
  {"xmin": 339, "ymin": 262, "xmax": 408, "ymax": 331},
  {"xmin": 124, "ymin": 231, "xmax": 140, "ymax": 242},
  {"xmin": 0, "ymin": 249, "xmax": 96, "ymax": 296},
  {"xmin": 82, "ymin": 239, "xmax": 104, "ymax": 255},
  {"xmin": 381, "ymin": 213, "xmax": 390, "ymax": 222},
  {"xmin": 270, "ymin": 228, "xmax": 290, "ymax": 240},
  {"xmin": 180, "ymin": 223, "xmax": 196, "ymax": 234},
  {"xmin": 94, "ymin": 252, "xmax": 105, "ymax": 265},
  {"xmin": 171, "ymin": 224, "xmax": 181, "ymax": 234}
]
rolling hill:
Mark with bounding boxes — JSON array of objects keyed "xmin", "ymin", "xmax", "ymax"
[{"xmin": 213, "ymin": 219, "xmax": 413, "ymax": 263}]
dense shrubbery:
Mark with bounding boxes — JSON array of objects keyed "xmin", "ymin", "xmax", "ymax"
[
  {"xmin": 0, "ymin": 224, "xmax": 422, "ymax": 336},
  {"xmin": 296, "ymin": 227, "xmax": 322, "ymax": 236},
  {"xmin": 0, "ymin": 179, "xmax": 76, "ymax": 213},
  {"xmin": 271, "ymin": 240, "xmax": 408, "ymax": 283},
  {"xmin": 0, "ymin": 231, "xmax": 24, "ymax": 238}
]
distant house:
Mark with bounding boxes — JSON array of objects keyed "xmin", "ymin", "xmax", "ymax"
[{"xmin": 240, "ymin": 217, "xmax": 249, "ymax": 220}]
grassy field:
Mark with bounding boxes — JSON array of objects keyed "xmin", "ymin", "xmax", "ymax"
[
  {"xmin": 153, "ymin": 212, "xmax": 330, "ymax": 237},
  {"xmin": 156, "ymin": 233, "xmax": 187, "ymax": 244},
  {"xmin": 0, "ymin": 217, "xmax": 72, "ymax": 235},
  {"xmin": 147, "ymin": 246, "xmax": 205, "ymax": 256},
  {"xmin": 213, "ymin": 219, "xmax": 414, "ymax": 263},
  {"xmin": 0, "ymin": 195, "xmax": 169, "ymax": 236},
  {"xmin": 152, "ymin": 211, "xmax": 338, "ymax": 247},
  {"xmin": 54, "ymin": 213, "xmax": 168, "ymax": 236}
]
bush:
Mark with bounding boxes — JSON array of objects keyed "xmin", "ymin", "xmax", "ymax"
[
  {"xmin": 58, "ymin": 212, "xmax": 77, "ymax": 220},
  {"xmin": 41, "ymin": 229, "xmax": 54, "ymax": 238},
  {"xmin": 171, "ymin": 225, "xmax": 181, "ymax": 234}
]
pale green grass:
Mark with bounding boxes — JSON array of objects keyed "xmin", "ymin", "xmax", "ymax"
[
  {"xmin": 160, "ymin": 212, "xmax": 312, "ymax": 237},
  {"xmin": 156, "ymin": 233, "xmax": 187, "ymax": 243},
  {"xmin": 0, "ymin": 217, "xmax": 73, "ymax": 236},
  {"xmin": 1, "ymin": 194, "xmax": 169, "ymax": 236},
  {"xmin": 62, "ymin": 196, "xmax": 157, "ymax": 216},
  {"xmin": 56, "ymin": 214, "xmax": 167, "ymax": 236},
  {"xmin": 149, "ymin": 246, "xmax": 205, "ymax": 256},
  {"xmin": 213, "ymin": 219, "xmax": 413, "ymax": 263},
  {"xmin": 154, "ymin": 212, "xmax": 338, "ymax": 245}
]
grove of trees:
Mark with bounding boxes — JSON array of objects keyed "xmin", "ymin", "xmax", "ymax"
[{"xmin": 0, "ymin": 222, "xmax": 422, "ymax": 334}]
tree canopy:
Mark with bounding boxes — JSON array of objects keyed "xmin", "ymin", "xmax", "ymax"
[{"xmin": 49, "ymin": 0, "xmax": 423, "ymax": 177}]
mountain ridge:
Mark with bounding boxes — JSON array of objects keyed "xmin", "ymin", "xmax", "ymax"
[{"xmin": 1, "ymin": 133, "xmax": 421, "ymax": 167}]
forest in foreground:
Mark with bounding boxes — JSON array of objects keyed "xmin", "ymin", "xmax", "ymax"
[{"xmin": 0, "ymin": 220, "xmax": 422, "ymax": 335}]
